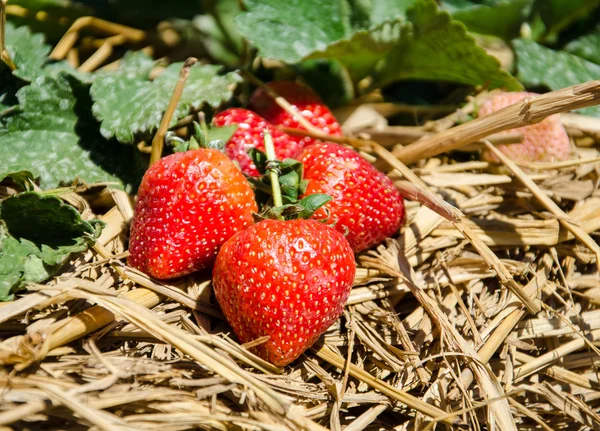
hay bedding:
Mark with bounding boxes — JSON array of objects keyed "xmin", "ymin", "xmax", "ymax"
[{"xmin": 2, "ymin": 59, "xmax": 600, "ymax": 431}]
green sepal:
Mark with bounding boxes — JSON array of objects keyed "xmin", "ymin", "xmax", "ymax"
[
  {"xmin": 193, "ymin": 121, "xmax": 208, "ymax": 147},
  {"xmin": 0, "ymin": 170, "xmax": 35, "ymax": 191},
  {"xmin": 297, "ymin": 194, "xmax": 332, "ymax": 219},
  {"xmin": 206, "ymin": 123, "xmax": 237, "ymax": 146},
  {"xmin": 249, "ymin": 148, "xmax": 269, "ymax": 174},
  {"xmin": 254, "ymin": 193, "xmax": 332, "ymax": 222},
  {"xmin": 171, "ymin": 122, "xmax": 237, "ymax": 153},
  {"xmin": 248, "ymin": 151, "xmax": 307, "ymax": 207}
]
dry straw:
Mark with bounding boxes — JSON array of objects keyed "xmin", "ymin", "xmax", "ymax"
[{"xmin": 1, "ymin": 48, "xmax": 600, "ymax": 430}]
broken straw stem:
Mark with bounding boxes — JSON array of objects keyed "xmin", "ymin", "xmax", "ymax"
[{"xmin": 150, "ymin": 57, "xmax": 198, "ymax": 166}]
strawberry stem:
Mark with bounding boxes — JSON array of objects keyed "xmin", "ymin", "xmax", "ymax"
[{"xmin": 264, "ymin": 131, "xmax": 283, "ymax": 207}]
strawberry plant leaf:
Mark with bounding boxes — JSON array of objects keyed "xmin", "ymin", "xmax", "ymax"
[
  {"xmin": 97, "ymin": 51, "xmax": 155, "ymax": 81},
  {"xmin": 367, "ymin": 0, "xmax": 418, "ymax": 24},
  {"xmin": 373, "ymin": 0, "xmax": 522, "ymax": 91},
  {"xmin": 0, "ymin": 192, "xmax": 102, "ymax": 301},
  {"xmin": 2, "ymin": 22, "xmax": 51, "ymax": 82},
  {"xmin": 0, "ymin": 72, "xmax": 145, "ymax": 190},
  {"xmin": 235, "ymin": 0, "xmax": 353, "ymax": 64},
  {"xmin": 443, "ymin": 0, "xmax": 534, "ymax": 40},
  {"xmin": 306, "ymin": 19, "xmax": 402, "ymax": 82},
  {"xmin": 1, "ymin": 192, "xmax": 102, "ymax": 248},
  {"xmin": 193, "ymin": 0, "xmax": 245, "ymax": 67},
  {"xmin": 564, "ymin": 27, "xmax": 600, "ymax": 65},
  {"xmin": 513, "ymin": 39, "xmax": 600, "ymax": 117},
  {"xmin": 91, "ymin": 54, "xmax": 241, "ymax": 143},
  {"xmin": 237, "ymin": 0, "xmax": 520, "ymax": 91}
]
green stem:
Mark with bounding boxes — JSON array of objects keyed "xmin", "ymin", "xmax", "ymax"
[{"xmin": 264, "ymin": 131, "xmax": 283, "ymax": 207}]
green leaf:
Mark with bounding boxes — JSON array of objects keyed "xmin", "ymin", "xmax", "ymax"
[
  {"xmin": 374, "ymin": 0, "xmax": 522, "ymax": 90},
  {"xmin": 0, "ymin": 192, "xmax": 102, "ymax": 301},
  {"xmin": 235, "ymin": 0, "xmax": 353, "ymax": 64},
  {"xmin": 564, "ymin": 28, "xmax": 600, "ymax": 65},
  {"xmin": 2, "ymin": 22, "xmax": 51, "ymax": 82},
  {"xmin": 306, "ymin": 19, "xmax": 402, "ymax": 82},
  {"xmin": 91, "ymin": 53, "xmax": 241, "ymax": 143},
  {"xmin": 0, "ymin": 170, "xmax": 34, "ymax": 190},
  {"xmin": 237, "ymin": 0, "xmax": 519, "ymax": 91},
  {"xmin": 444, "ymin": 0, "xmax": 534, "ymax": 40},
  {"xmin": 513, "ymin": 39, "xmax": 600, "ymax": 117},
  {"xmin": 0, "ymin": 72, "xmax": 145, "ymax": 190},
  {"xmin": 97, "ymin": 51, "xmax": 155, "ymax": 81},
  {"xmin": 193, "ymin": 0, "xmax": 245, "ymax": 66},
  {"xmin": 1, "ymin": 192, "xmax": 101, "ymax": 247},
  {"xmin": 367, "ymin": 0, "xmax": 419, "ymax": 24}
]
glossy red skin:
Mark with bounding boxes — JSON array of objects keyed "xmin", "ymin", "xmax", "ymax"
[
  {"xmin": 128, "ymin": 149, "xmax": 257, "ymax": 280},
  {"xmin": 213, "ymin": 108, "xmax": 301, "ymax": 176},
  {"xmin": 297, "ymin": 142, "xmax": 405, "ymax": 253},
  {"xmin": 249, "ymin": 81, "xmax": 342, "ymax": 146},
  {"xmin": 213, "ymin": 219, "xmax": 356, "ymax": 366}
]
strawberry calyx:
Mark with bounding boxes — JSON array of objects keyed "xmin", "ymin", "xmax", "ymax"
[
  {"xmin": 167, "ymin": 120, "xmax": 238, "ymax": 153},
  {"xmin": 250, "ymin": 131, "xmax": 331, "ymax": 222}
]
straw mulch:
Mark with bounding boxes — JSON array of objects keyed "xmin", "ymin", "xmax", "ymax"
[{"xmin": 2, "ymin": 71, "xmax": 600, "ymax": 430}]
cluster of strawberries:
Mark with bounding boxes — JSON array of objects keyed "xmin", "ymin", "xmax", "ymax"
[{"xmin": 127, "ymin": 81, "xmax": 406, "ymax": 366}]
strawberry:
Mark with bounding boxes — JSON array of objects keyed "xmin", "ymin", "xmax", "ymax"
[
  {"xmin": 296, "ymin": 142, "xmax": 405, "ymax": 253},
  {"xmin": 249, "ymin": 81, "xmax": 342, "ymax": 146},
  {"xmin": 212, "ymin": 218, "xmax": 355, "ymax": 366},
  {"xmin": 128, "ymin": 149, "xmax": 257, "ymax": 280},
  {"xmin": 479, "ymin": 92, "xmax": 570, "ymax": 163},
  {"xmin": 213, "ymin": 108, "xmax": 301, "ymax": 176}
]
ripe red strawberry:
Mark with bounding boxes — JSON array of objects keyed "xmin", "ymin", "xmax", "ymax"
[
  {"xmin": 128, "ymin": 149, "xmax": 257, "ymax": 280},
  {"xmin": 296, "ymin": 142, "xmax": 405, "ymax": 253},
  {"xmin": 213, "ymin": 108, "xmax": 301, "ymax": 176},
  {"xmin": 479, "ymin": 92, "xmax": 570, "ymax": 163},
  {"xmin": 249, "ymin": 81, "xmax": 342, "ymax": 146},
  {"xmin": 213, "ymin": 219, "xmax": 355, "ymax": 366}
]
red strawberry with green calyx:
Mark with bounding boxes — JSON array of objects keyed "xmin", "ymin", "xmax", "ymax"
[
  {"xmin": 128, "ymin": 149, "xmax": 257, "ymax": 280},
  {"xmin": 212, "ymin": 132, "xmax": 355, "ymax": 366},
  {"xmin": 213, "ymin": 108, "xmax": 301, "ymax": 177},
  {"xmin": 296, "ymin": 142, "xmax": 405, "ymax": 253},
  {"xmin": 249, "ymin": 81, "xmax": 342, "ymax": 146}
]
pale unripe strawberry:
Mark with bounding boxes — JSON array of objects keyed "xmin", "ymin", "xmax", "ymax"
[{"xmin": 479, "ymin": 92, "xmax": 570, "ymax": 163}]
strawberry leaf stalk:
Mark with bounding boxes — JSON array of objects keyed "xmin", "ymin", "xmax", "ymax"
[{"xmin": 212, "ymin": 131, "xmax": 355, "ymax": 366}]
